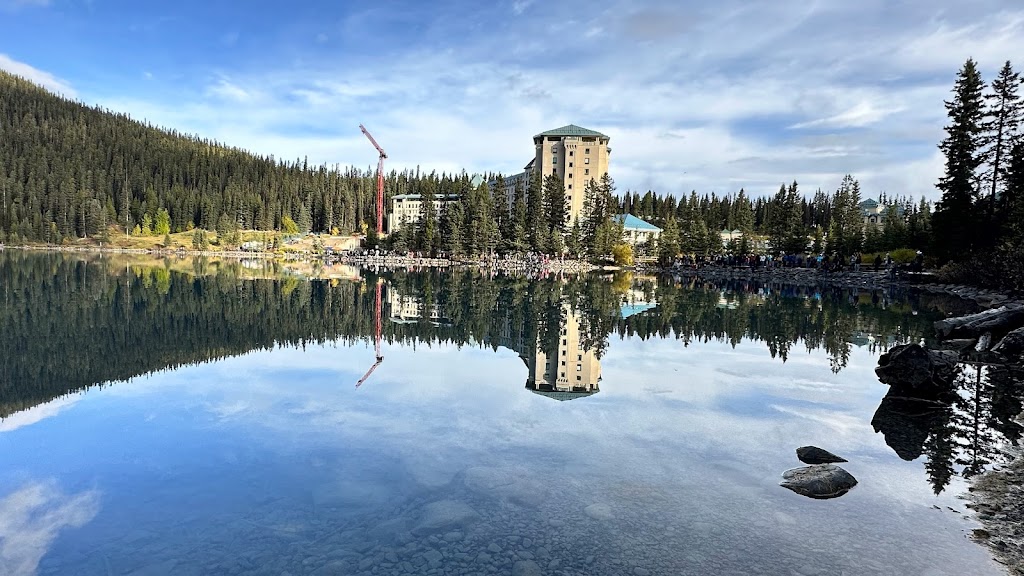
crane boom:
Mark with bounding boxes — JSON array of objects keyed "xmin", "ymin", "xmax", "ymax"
[
  {"xmin": 359, "ymin": 124, "xmax": 387, "ymax": 158},
  {"xmin": 355, "ymin": 279, "xmax": 384, "ymax": 388},
  {"xmin": 359, "ymin": 124, "xmax": 387, "ymax": 235}
]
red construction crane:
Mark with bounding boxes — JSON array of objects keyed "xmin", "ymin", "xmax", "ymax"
[
  {"xmin": 355, "ymin": 278, "xmax": 384, "ymax": 388},
  {"xmin": 359, "ymin": 124, "xmax": 387, "ymax": 235}
]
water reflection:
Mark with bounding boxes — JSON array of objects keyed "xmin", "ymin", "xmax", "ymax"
[{"xmin": 0, "ymin": 252, "xmax": 1018, "ymax": 575}]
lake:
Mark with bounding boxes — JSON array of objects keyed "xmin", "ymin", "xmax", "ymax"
[{"xmin": 0, "ymin": 251, "xmax": 1013, "ymax": 575}]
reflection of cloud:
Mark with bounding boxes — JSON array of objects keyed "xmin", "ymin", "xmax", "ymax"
[
  {"xmin": 0, "ymin": 396, "xmax": 81, "ymax": 433},
  {"xmin": 0, "ymin": 482, "xmax": 100, "ymax": 576}
]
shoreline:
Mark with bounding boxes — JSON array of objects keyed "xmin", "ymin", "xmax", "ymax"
[{"xmin": 4, "ymin": 243, "xmax": 1020, "ymax": 307}]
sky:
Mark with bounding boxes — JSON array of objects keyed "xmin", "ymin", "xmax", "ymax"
[{"xmin": 2, "ymin": 0, "xmax": 1024, "ymax": 201}]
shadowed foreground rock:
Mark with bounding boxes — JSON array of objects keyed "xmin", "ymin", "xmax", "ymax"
[
  {"xmin": 993, "ymin": 327, "xmax": 1024, "ymax": 360},
  {"xmin": 875, "ymin": 343, "xmax": 958, "ymax": 396},
  {"xmin": 780, "ymin": 464, "xmax": 858, "ymax": 499},
  {"xmin": 796, "ymin": 446, "xmax": 848, "ymax": 464}
]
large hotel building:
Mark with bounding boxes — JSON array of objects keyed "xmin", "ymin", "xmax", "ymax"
[
  {"xmin": 387, "ymin": 125, "xmax": 612, "ymax": 234},
  {"xmin": 499, "ymin": 124, "xmax": 611, "ymax": 224}
]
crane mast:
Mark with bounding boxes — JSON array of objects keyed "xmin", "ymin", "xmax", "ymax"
[{"xmin": 359, "ymin": 124, "xmax": 387, "ymax": 235}]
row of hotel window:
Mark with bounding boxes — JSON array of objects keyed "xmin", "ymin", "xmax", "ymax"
[{"xmin": 551, "ymin": 147, "xmax": 594, "ymax": 156}]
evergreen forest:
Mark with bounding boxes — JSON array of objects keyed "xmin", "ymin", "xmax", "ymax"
[{"xmin": 2, "ymin": 58, "xmax": 1024, "ymax": 287}]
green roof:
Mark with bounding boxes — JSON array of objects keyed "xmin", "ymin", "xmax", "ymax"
[{"xmin": 535, "ymin": 124, "xmax": 608, "ymax": 139}]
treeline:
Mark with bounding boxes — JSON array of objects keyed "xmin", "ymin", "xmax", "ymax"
[
  {"xmin": 616, "ymin": 177, "xmax": 934, "ymax": 266},
  {"xmin": 0, "ymin": 70, "xmax": 493, "ymax": 244},
  {"xmin": 0, "ymin": 251, "xmax": 949, "ymax": 419},
  {"xmin": 930, "ymin": 59, "xmax": 1024, "ymax": 289}
]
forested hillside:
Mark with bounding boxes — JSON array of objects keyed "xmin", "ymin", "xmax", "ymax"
[{"xmin": 0, "ymin": 70, "xmax": 479, "ymax": 243}]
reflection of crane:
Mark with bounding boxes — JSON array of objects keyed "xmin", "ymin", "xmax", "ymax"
[
  {"xmin": 355, "ymin": 279, "xmax": 384, "ymax": 388},
  {"xmin": 359, "ymin": 124, "xmax": 387, "ymax": 235}
]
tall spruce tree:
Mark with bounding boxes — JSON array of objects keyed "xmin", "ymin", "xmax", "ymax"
[
  {"xmin": 981, "ymin": 61, "xmax": 1023, "ymax": 229},
  {"xmin": 543, "ymin": 174, "xmax": 567, "ymax": 253},
  {"xmin": 934, "ymin": 58, "xmax": 987, "ymax": 262},
  {"xmin": 526, "ymin": 171, "xmax": 546, "ymax": 252}
]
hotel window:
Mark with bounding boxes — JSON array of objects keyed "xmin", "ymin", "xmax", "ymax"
[
  {"xmin": 584, "ymin": 158, "xmax": 590, "ymax": 164},
  {"xmin": 568, "ymin": 162, "xmax": 573, "ymax": 168},
  {"xmin": 561, "ymin": 372, "xmax": 566, "ymax": 378},
  {"xmin": 568, "ymin": 184, "xmax": 572, "ymax": 189},
  {"xmin": 562, "ymin": 339, "xmax": 567, "ymax": 345},
  {"xmin": 561, "ymin": 361, "xmax": 566, "ymax": 366},
  {"xmin": 576, "ymin": 365, "xmax": 582, "ymax": 372},
  {"xmin": 585, "ymin": 148, "xmax": 590, "ymax": 154},
  {"xmin": 576, "ymin": 376, "xmax": 581, "ymax": 381},
  {"xmin": 585, "ymin": 168, "xmax": 590, "ymax": 175},
  {"xmin": 569, "ymin": 150, "xmax": 574, "ymax": 157},
  {"xmin": 577, "ymin": 354, "xmax": 582, "ymax": 361}
]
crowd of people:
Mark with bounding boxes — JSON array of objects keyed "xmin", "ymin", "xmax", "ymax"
[{"xmin": 670, "ymin": 250, "xmax": 926, "ymax": 275}]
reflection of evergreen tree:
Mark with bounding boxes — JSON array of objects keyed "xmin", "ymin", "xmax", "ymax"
[
  {"xmin": 989, "ymin": 365, "xmax": 1024, "ymax": 445},
  {"xmin": 0, "ymin": 252, "xmax": 970, "ymax": 419},
  {"xmin": 924, "ymin": 409, "xmax": 958, "ymax": 495},
  {"xmin": 954, "ymin": 366, "xmax": 997, "ymax": 478}
]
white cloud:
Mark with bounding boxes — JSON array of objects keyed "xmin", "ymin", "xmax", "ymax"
[
  {"xmin": 0, "ymin": 54, "xmax": 76, "ymax": 98},
  {"xmin": 511, "ymin": 0, "xmax": 534, "ymax": 15},
  {"xmin": 73, "ymin": 1, "xmax": 1024, "ymax": 202},
  {"xmin": 205, "ymin": 77, "xmax": 252, "ymax": 102},
  {"xmin": 0, "ymin": 483, "xmax": 100, "ymax": 576},
  {"xmin": 0, "ymin": 396, "xmax": 82, "ymax": 433}
]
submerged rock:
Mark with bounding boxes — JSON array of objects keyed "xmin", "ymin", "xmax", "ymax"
[
  {"xmin": 584, "ymin": 502, "xmax": 614, "ymax": 520},
  {"xmin": 512, "ymin": 560, "xmax": 543, "ymax": 576},
  {"xmin": 780, "ymin": 464, "xmax": 858, "ymax": 499},
  {"xmin": 411, "ymin": 500, "xmax": 480, "ymax": 536},
  {"xmin": 796, "ymin": 446, "xmax": 848, "ymax": 464}
]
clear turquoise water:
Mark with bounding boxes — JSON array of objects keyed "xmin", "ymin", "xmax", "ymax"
[{"xmin": 0, "ymin": 255, "xmax": 1007, "ymax": 575}]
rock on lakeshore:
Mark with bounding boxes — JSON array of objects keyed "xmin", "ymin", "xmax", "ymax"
[{"xmin": 874, "ymin": 344, "xmax": 958, "ymax": 395}]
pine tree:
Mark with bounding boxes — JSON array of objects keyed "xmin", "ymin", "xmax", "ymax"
[
  {"xmin": 418, "ymin": 185, "xmax": 438, "ymax": 256},
  {"xmin": 543, "ymin": 175, "xmax": 567, "ymax": 252},
  {"xmin": 441, "ymin": 201, "xmax": 465, "ymax": 257},
  {"xmin": 981, "ymin": 61, "xmax": 1023, "ymax": 229},
  {"xmin": 657, "ymin": 217, "xmax": 681, "ymax": 267},
  {"xmin": 934, "ymin": 58, "xmax": 987, "ymax": 262},
  {"xmin": 526, "ymin": 171, "xmax": 546, "ymax": 252},
  {"xmin": 509, "ymin": 179, "xmax": 528, "ymax": 252}
]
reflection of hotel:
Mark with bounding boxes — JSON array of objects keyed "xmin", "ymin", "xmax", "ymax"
[
  {"xmin": 385, "ymin": 290, "xmax": 451, "ymax": 326},
  {"xmin": 524, "ymin": 305, "xmax": 602, "ymax": 401},
  {"xmin": 486, "ymin": 303, "xmax": 602, "ymax": 401}
]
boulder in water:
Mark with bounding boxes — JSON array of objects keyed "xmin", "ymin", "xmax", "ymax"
[
  {"xmin": 875, "ymin": 343, "xmax": 958, "ymax": 394},
  {"xmin": 780, "ymin": 464, "xmax": 858, "ymax": 499},
  {"xmin": 796, "ymin": 446, "xmax": 847, "ymax": 464},
  {"xmin": 992, "ymin": 327, "xmax": 1024, "ymax": 358}
]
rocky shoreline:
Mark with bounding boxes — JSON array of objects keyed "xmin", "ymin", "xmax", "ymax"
[{"xmin": 873, "ymin": 302, "xmax": 1024, "ymax": 574}]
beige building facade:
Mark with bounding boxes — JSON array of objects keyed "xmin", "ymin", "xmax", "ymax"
[
  {"xmin": 493, "ymin": 124, "xmax": 611, "ymax": 224},
  {"xmin": 386, "ymin": 194, "xmax": 459, "ymax": 234}
]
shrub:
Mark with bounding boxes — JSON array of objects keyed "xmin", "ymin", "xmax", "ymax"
[{"xmin": 612, "ymin": 243, "xmax": 634, "ymax": 266}]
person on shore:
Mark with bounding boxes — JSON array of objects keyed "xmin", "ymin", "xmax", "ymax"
[{"xmin": 874, "ymin": 254, "xmax": 882, "ymax": 272}]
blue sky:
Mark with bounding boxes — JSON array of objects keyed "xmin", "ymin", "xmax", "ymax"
[{"xmin": 2, "ymin": 0, "xmax": 1023, "ymax": 200}]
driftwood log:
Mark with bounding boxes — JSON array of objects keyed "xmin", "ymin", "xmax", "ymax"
[{"xmin": 934, "ymin": 304, "xmax": 1024, "ymax": 340}]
